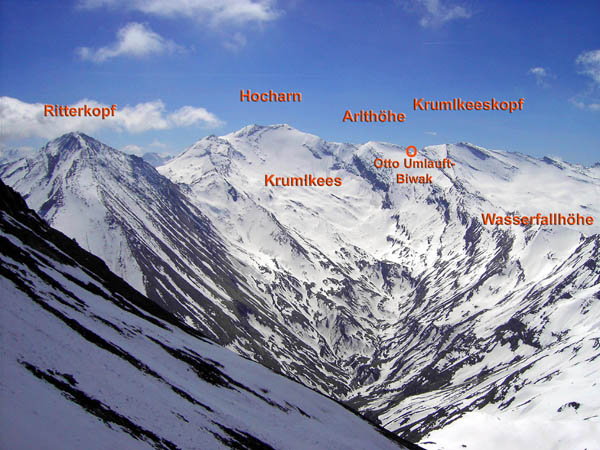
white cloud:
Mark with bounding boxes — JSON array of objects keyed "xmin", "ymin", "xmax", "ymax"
[
  {"xmin": 78, "ymin": 0, "xmax": 279, "ymax": 26},
  {"xmin": 576, "ymin": 49, "xmax": 600, "ymax": 85},
  {"xmin": 149, "ymin": 139, "xmax": 168, "ymax": 149},
  {"xmin": 77, "ymin": 22, "xmax": 181, "ymax": 63},
  {"xmin": 0, "ymin": 96, "xmax": 224, "ymax": 141},
  {"xmin": 121, "ymin": 144, "xmax": 145, "ymax": 156},
  {"xmin": 570, "ymin": 98, "xmax": 600, "ymax": 112},
  {"xmin": 223, "ymin": 32, "xmax": 248, "ymax": 51},
  {"xmin": 572, "ymin": 49, "xmax": 600, "ymax": 112},
  {"xmin": 528, "ymin": 67, "xmax": 553, "ymax": 87},
  {"xmin": 425, "ymin": 131, "xmax": 437, "ymax": 136},
  {"xmin": 167, "ymin": 106, "xmax": 223, "ymax": 127},
  {"xmin": 405, "ymin": 0, "xmax": 472, "ymax": 28}
]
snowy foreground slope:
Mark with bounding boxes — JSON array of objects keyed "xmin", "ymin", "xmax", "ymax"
[
  {"xmin": 2, "ymin": 126, "xmax": 599, "ymax": 448},
  {"xmin": 0, "ymin": 179, "xmax": 416, "ymax": 450}
]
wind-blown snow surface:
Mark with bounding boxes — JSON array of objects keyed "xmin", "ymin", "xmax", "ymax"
[
  {"xmin": 0, "ymin": 180, "xmax": 412, "ymax": 450},
  {"xmin": 2, "ymin": 126, "xmax": 599, "ymax": 448}
]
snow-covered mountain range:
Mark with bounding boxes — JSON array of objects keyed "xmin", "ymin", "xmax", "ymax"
[
  {"xmin": 1, "ymin": 125, "xmax": 598, "ymax": 448},
  {"xmin": 0, "ymin": 178, "xmax": 415, "ymax": 450},
  {"xmin": 142, "ymin": 152, "xmax": 173, "ymax": 167},
  {"xmin": 0, "ymin": 147, "xmax": 33, "ymax": 164}
]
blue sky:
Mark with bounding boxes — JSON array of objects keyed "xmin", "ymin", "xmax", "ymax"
[{"xmin": 1, "ymin": 0, "xmax": 599, "ymax": 164}]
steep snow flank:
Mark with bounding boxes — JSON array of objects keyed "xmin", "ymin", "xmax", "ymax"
[
  {"xmin": 435, "ymin": 143, "xmax": 600, "ymax": 233},
  {"xmin": 0, "ymin": 179, "xmax": 413, "ymax": 450}
]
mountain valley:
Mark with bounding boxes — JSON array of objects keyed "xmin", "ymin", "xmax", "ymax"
[{"xmin": 1, "ymin": 125, "xmax": 598, "ymax": 448}]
